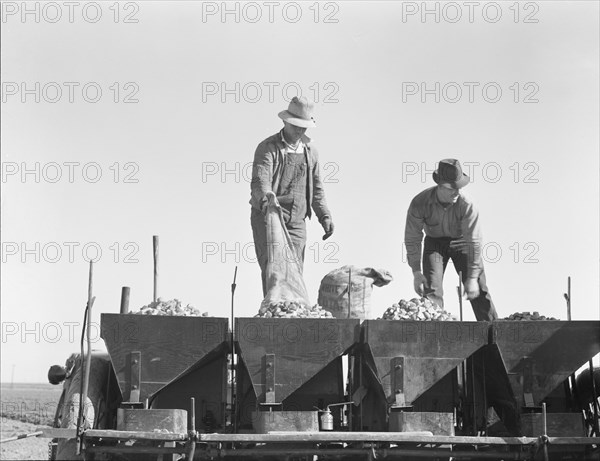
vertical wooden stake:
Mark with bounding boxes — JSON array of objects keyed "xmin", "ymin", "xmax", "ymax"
[
  {"xmin": 567, "ymin": 276, "xmax": 571, "ymax": 320},
  {"xmin": 347, "ymin": 268, "xmax": 352, "ymax": 319},
  {"xmin": 120, "ymin": 286, "xmax": 130, "ymax": 314},
  {"xmin": 153, "ymin": 236, "xmax": 159, "ymax": 302}
]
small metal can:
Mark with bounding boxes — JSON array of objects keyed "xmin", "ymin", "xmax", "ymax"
[{"xmin": 320, "ymin": 408, "xmax": 334, "ymax": 431}]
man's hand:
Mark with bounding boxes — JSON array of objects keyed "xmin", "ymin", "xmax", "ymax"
[
  {"xmin": 413, "ymin": 271, "xmax": 427, "ymax": 296},
  {"xmin": 321, "ymin": 217, "xmax": 334, "ymax": 240},
  {"xmin": 260, "ymin": 196, "xmax": 268, "ymax": 214},
  {"xmin": 464, "ymin": 278, "xmax": 480, "ymax": 300}
]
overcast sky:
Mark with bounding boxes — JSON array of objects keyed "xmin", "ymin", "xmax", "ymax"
[{"xmin": 1, "ymin": 1, "xmax": 599, "ymax": 382}]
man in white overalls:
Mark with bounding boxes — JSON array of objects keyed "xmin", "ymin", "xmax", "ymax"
[{"xmin": 250, "ymin": 97, "xmax": 334, "ymax": 295}]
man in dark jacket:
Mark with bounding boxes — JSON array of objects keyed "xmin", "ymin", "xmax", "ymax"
[
  {"xmin": 250, "ymin": 97, "xmax": 334, "ymax": 295},
  {"xmin": 404, "ymin": 159, "xmax": 497, "ymax": 321}
]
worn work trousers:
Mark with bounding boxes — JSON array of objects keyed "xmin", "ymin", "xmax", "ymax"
[
  {"xmin": 251, "ymin": 208, "xmax": 307, "ymax": 296},
  {"xmin": 423, "ymin": 236, "xmax": 498, "ymax": 321}
]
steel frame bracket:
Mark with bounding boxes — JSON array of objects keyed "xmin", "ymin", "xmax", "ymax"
[
  {"xmin": 128, "ymin": 351, "xmax": 141, "ymax": 403},
  {"xmin": 521, "ymin": 356, "xmax": 543, "ymax": 411},
  {"xmin": 391, "ymin": 356, "xmax": 412, "ymax": 409},
  {"xmin": 265, "ymin": 353, "xmax": 276, "ymax": 404}
]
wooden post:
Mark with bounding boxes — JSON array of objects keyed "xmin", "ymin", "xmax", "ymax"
[
  {"xmin": 567, "ymin": 276, "xmax": 571, "ymax": 320},
  {"xmin": 120, "ymin": 287, "xmax": 130, "ymax": 314},
  {"xmin": 347, "ymin": 268, "xmax": 352, "ymax": 319},
  {"xmin": 153, "ymin": 236, "xmax": 159, "ymax": 302}
]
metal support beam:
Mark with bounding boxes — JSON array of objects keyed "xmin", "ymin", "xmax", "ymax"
[
  {"xmin": 265, "ymin": 353, "xmax": 276, "ymax": 404},
  {"xmin": 129, "ymin": 351, "xmax": 141, "ymax": 403},
  {"xmin": 522, "ymin": 357, "xmax": 536, "ymax": 409}
]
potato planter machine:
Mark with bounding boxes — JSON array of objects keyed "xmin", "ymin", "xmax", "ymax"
[{"xmin": 43, "ymin": 313, "xmax": 600, "ymax": 460}]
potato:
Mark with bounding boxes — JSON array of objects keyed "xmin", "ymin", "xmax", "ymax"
[
  {"xmin": 503, "ymin": 311, "xmax": 559, "ymax": 321},
  {"xmin": 255, "ymin": 301, "xmax": 333, "ymax": 319},
  {"xmin": 131, "ymin": 298, "xmax": 208, "ymax": 317},
  {"xmin": 381, "ymin": 297, "xmax": 457, "ymax": 321}
]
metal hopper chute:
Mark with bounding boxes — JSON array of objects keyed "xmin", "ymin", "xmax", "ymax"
[
  {"xmin": 235, "ymin": 318, "xmax": 360, "ymax": 430},
  {"xmin": 101, "ymin": 314, "xmax": 229, "ymax": 405},
  {"xmin": 492, "ymin": 320, "xmax": 600, "ymax": 410}
]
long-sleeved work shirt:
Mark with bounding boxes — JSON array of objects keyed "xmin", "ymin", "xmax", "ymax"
[
  {"xmin": 250, "ymin": 130, "xmax": 331, "ymax": 223},
  {"xmin": 404, "ymin": 186, "xmax": 483, "ymax": 279}
]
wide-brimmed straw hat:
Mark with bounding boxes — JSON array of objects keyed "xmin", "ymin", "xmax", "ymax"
[
  {"xmin": 278, "ymin": 96, "xmax": 317, "ymax": 128},
  {"xmin": 432, "ymin": 159, "xmax": 470, "ymax": 189}
]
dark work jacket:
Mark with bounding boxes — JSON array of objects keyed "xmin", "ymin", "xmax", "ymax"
[{"xmin": 249, "ymin": 131, "xmax": 331, "ymax": 223}]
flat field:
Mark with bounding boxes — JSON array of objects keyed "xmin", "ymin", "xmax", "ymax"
[
  {"xmin": 1, "ymin": 383, "xmax": 63, "ymax": 460},
  {"xmin": 1, "ymin": 383, "xmax": 63, "ymax": 426}
]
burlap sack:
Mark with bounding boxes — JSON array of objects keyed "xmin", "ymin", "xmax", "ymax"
[{"xmin": 318, "ymin": 266, "xmax": 393, "ymax": 319}]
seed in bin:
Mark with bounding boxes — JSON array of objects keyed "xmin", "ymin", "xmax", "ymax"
[
  {"xmin": 132, "ymin": 298, "xmax": 209, "ymax": 317},
  {"xmin": 503, "ymin": 311, "xmax": 559, "ymax": 321},
  {"xmin": 255, "ymin": 300, "xmax": 334, "ymax": 319},
  {"xmin": 381, "ymin": 297, "xmax": 457, "ymax": 321}
]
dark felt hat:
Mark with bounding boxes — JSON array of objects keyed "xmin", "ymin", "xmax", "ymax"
[{"xmin": 432, "ymin": 158, "xmax": 470, "ymax": 189}]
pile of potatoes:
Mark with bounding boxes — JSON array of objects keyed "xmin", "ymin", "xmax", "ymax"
[
  {"xmin": 503, "ymin": 311, "xmax": 559, "ymax": 321},
  {"xmin": 256, "ymin": 300, "xmax": 334, "ymax": 318},
  {"xmin": 132, "ymin": 298, "xmax": 209, "ymax": 317},
  {"xmin": 382, "ymin": 297, "xmax": 457, "ymax": 321}
]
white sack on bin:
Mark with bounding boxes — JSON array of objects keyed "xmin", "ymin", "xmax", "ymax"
[{"xmin": 318, "ymin": 265, "xmax": 393, "ymax": 319}]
